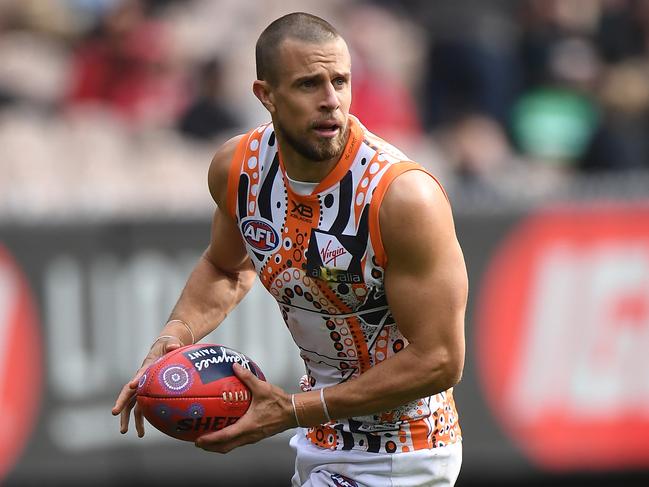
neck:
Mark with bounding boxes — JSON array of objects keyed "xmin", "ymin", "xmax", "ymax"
[{"xmin": 276, "ymin": 126, "xmax": 350, "ymax": 183}]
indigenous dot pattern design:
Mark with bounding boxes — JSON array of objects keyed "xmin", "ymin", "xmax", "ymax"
[
  {"xmin": 159, "ymin": 365, "xmax": 192, "ymax": 394},
  {"xmin": 226, "ymin": 116, "xmax": 461, "ymax": 453}
]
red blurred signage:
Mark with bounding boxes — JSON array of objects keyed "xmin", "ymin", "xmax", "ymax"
[
  {"xmin": 0, "ymin": 245, "xmax": 42, "ymax": 479},
  {"xmin": 476, "ymin": 204, "xmax": 649, "ymax": 471}
]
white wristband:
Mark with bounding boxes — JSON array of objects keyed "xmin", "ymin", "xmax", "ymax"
[
  {"xmin": 320, "ymin": 388, "xmax": 331, "ymax": 422},
  {"xmin": 166, "ymin": 319, "xmax": 195, "ymax": 345},
  {"xmin": 291, "ymin": 394, "xmax": 302, "ymax": 427}
]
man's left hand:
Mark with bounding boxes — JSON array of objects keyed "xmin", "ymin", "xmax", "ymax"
[{"xmin": 195, "ymin": 363, "xmax": 297, "ymax": 453}]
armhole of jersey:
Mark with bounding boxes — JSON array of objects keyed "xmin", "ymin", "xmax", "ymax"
[
  {"xmin": 226, "ymin": 133, "xmax": 251, "ymax": 220},
  {"xmin": 368, "ymin": 162, "xmax": 449, "ymax": 269}
]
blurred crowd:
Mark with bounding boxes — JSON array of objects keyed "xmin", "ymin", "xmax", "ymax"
[{"xmin": 1, "ymin": 0, "xmax": 649, "ymax": 220}]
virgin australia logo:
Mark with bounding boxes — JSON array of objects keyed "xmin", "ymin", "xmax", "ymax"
[{"xmin": 315, "ymin": 233, "xmax": 352, "ymax": 270}]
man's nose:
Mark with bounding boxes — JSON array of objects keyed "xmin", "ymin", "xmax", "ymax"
[{"xmin": 319, "ymin": 82, "xmax": 340, "ymax": 111}]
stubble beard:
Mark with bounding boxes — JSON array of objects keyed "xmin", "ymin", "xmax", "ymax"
[{"xmin": 276, "ymin": 118, "xmax": 348, "ymax": 163}]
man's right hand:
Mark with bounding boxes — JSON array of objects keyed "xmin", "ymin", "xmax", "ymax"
[{"xmin": 111, "ymin": 336, "xmax": 184, "ymax": 437}]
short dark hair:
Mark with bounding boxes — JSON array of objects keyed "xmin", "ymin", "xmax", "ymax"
[{"xmin": 256, "ymin": 12, "xmax": 341, "ymax": 84}]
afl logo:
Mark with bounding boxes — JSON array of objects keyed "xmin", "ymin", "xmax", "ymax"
[{"xmin": 241, "ymin": 218, "xmax": 280, "ymax": 253}]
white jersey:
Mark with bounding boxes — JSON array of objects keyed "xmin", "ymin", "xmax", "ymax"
[{"xmin": 226, "ymin": 115, "xmax": 461, "ymax": 454}]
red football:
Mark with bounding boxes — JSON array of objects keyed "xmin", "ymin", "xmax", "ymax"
[{"xmin": 136, "ymin": 344, "xmax": 265, "ymax": 442}]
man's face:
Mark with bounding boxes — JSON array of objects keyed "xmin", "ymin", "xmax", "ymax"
[{"xmin": 267, "ymin": 37, "xmax": 352, "ymax": 162}]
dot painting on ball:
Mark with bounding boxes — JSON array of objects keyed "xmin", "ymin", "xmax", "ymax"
[{"xmin": 136, "ymin": 344, "xmax": 265, "ymax": 442}]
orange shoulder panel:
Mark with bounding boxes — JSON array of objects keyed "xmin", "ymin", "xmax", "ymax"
[{"xmin": 368, "ymin": 162, "xmax": 448, "ymax": 268}]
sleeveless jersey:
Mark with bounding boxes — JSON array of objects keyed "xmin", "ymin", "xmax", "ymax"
[{"xmin": 226, "ymin": 115, "xmax": 461, "ymax": 454}]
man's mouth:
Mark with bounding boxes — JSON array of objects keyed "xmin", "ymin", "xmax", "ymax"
[{"xmin": 312, "ymin": 120, "xmax": 341, "ymax": 138}]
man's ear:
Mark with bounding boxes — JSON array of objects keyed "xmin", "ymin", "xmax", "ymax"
[{"xmin": 253, "ymin": 80, "xmax": 275, "ymax": 114}]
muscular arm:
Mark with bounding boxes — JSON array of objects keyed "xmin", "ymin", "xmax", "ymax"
[
  {"xmin": 161, "ymin": 135, "xmax": 257, "ymax": 343},
  {"xmin": 112, "ymin": 135, "xmax": 257, "ymax": 433},
  {"xmin": 324, "ymin": 170, "xmax": 467, "ymax": 417}
]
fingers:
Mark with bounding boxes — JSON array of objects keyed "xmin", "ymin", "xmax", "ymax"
[
  {"xmin": 134, "ymin": 403, "xmax": 145, "ymax": 438},
  {"xmin": 194, "ymin": 430, "xmax": 230, "ymax": 453},
  {"xmin": 112, "ymin": 381, "xmax": 137, "ymax": 416},
  {"xmin": 113, "ymin": 371, "xmax": 141, "ymax": 435},
  {"xmin": 194, "ymin": 407, "xmax": 250, "ymax": 452},
  {"xmin": 114, "ymin": 336, "xmax": 181, "ymax": 438},
  {"xmin": 164, "ymin": 340, "xmax": 182, "ymax": 353},
  {"xmin": 195, "ymin": 421, "xmax": 259, "ymax": 454},
  {"xmin": 114, "ymin": 378, "xmax": 145, "ymax": 436},
  {"xmin": 196, "ymin": 438, "xmax": 239, "ymax": 454},
  {"xmin": 119, "ymin": 396, "xmax": 136, "ymax": 434},
  {"xmin": 193, "ymin": 373, "xmax": 291, "ymax": 454},
  {"xmin": 232, "ymin": 363, "xmax": 260, "ymax": 391}
]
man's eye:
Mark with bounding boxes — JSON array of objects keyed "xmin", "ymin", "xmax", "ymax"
[{"xmin": 301, "ymin": 80, "xmax": 315, "ymax": 88}]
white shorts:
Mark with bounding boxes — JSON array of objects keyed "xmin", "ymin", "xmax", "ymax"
[{"xmin": 290, "ymin": 429, "xmax": 462, "ymax": 487}]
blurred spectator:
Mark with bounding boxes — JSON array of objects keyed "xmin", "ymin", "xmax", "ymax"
[
  {"xmin": 0, "ymin": 31, "xmax": 70, "ymax": 110},
  {"xmin": 511, "ymin": 35, "xmax": 602, "ymax": 166},
  {"xmin": 439, "ymin": 113, "xmax": 523, "ymax": 197},
  {"xmin": 343, "ymin": 4, "xmax": 425, "ymax": 142},
  {"xmin": 581, "ymin": 59, "xmax": 649, "ymax": 171},
  {"xmin": 514, "ymin": 0, "xmax": 649, "ymax": 171},
  {"xmin": 178, "ymin": 57, "xmax": 240, "ymax": 141},
  {"xmin": 0, "ymin": 1, "xmax": 72, "ymax": 110},
  {"xmin": 66, "ymin": 0, "xmax": 187, "ymax": 127},
  {"xmin": 350, "ymin": 55, "xmax": 424, "ymax": 142},
  {"xmin": 581, "ymin": 0, "xmax": 649, "ymax": 171},
  {"xmin": 517, "ymin": 0, "xmax": 602, "ymax": 89},
  {"xmin": 446, "ymin": 113, "xmax": 515, "ymax": 183},
  {"xmin": 595, "ymin": 0, "xmax": 649, "ymax": 63},
  {"xmin": 399, "ymin": 0, "xmax": 519, "ymax": 130}
]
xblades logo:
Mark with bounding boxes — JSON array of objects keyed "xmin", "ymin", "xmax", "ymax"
[{"xmin": 290, "ymin": 200, "xmax": 313, "ymax": 221}]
